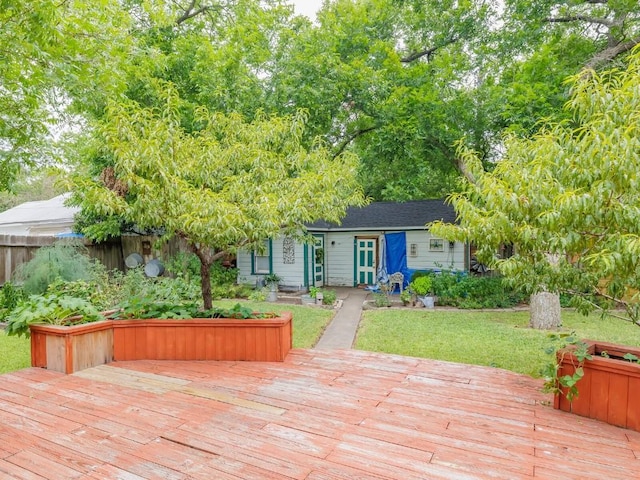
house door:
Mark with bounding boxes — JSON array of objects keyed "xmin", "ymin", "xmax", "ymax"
[
  {"xmin": 356, "ymin": 237, "xmax": 377, "ymax": 285},
  {"xmin": 313, "ymin": 235, "xmax": 324, "ymax": 287}
]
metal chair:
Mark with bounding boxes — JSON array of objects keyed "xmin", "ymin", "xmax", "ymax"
[{"xmin": 388, "ymin": 272, "xmax": 404, "ymax": 293}]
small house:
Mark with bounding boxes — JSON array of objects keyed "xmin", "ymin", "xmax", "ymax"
[{"xmin": 237, "ymin": 199, "xmax": 468, "ymax": 290}]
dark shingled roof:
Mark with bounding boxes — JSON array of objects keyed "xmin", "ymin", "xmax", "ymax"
[{"xmin": 307, "ymin": 199, "xmax": 456, "ymax": 231}]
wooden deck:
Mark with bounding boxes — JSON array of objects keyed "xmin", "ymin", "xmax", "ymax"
[{"xmin": 0, "ymin": 348, "xmax": 638, "ymax": 479}]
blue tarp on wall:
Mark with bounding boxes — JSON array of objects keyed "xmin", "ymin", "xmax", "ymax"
[{"xmin": 384, "ymin": 232, "xmax": 408, "ymax": 290}]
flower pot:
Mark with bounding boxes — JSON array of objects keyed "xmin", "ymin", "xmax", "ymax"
[
  {"xmin": 30, "ymin": 312, "xmax": 294, "ymax": 373},
  {"xmin": 554, "ymin": 340, "xmax": 640, "ymax": 432}
]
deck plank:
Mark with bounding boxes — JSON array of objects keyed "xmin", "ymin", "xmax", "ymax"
[{"xmin": 0, "ymin": 349, "xmax": 639, "ymax": 479}]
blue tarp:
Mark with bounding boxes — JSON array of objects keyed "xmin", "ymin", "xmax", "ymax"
[{"xmin": 384, "ymin": 232, "xmax": 408, "ymax": 291}]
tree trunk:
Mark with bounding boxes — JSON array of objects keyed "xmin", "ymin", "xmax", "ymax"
[
  {"xmin": 529, "ymin": 292, "xmax": 561, "ymax": 329},
  {"xmin": 199, "ymin": 257, "xmax": 213, "ymax": 310}
]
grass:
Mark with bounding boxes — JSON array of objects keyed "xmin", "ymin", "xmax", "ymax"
[
  {"xmin": 0, "ymin": 331, "xmax": 31, "ymax": 374},
  {"xmin": 210, "ymin": 300, "xmax": 335, "ymax": 349},
  {"xmin": 354, "ymin": 309, "xmax": 640, "ymax": 378}
]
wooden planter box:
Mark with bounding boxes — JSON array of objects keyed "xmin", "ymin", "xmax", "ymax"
[
  {"xmin": 554, "ymin": 340, "xmax": 640, "ymax": 432},
  {"xmin": 30, "ymin": 320, "xmax": 114, "ymax": 374},
  {"xmin": 30, "ymin": 312, "xmax": 293, "ymax": 374}
]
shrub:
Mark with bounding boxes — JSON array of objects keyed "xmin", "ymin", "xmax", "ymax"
[
  {"xmin": 0, "ymin": 282, "xmax": 26, "ymax": 315},
  {"xmin": 373, "ymin": 292, "xmax": 391, "ymax": 307},
  {"xmin": 433, "ymin": 273, "xmax": 526, "ymax": 309},
  {"xmin": 410, "ymin": 276, "xmax": 433, "ymax": 296},
  {"xmin": 13, "ymin": 242, "xmax": 102, "ymax": 295},
  {"xmin": 321, "ymin": 289, "xmax": 337, "ymax": 305}
]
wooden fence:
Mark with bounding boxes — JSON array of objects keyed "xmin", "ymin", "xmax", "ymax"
[{"xmin": 0, "ymin": 234, "xmax": 183, "ymax": 285}]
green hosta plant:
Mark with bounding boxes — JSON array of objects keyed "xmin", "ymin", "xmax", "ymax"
[{"xmin": 5, "ymin": 294, "xmax": 103, "ymax": 338}]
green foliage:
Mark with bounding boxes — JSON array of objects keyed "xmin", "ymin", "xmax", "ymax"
[
  {"xmin": 13, "ymin": 243, "xmax": 101, "ymax": 295},
  {"xmin": 409, "ymin": 276, "xmax": 433, "ymax": 297},
  {"xmin": 248, "ymin": 288, "xmax": 268, "ymax": 302},
  {"xmin": 264, "ymin": 273, "xmax": 282, "ymax": 285},
  {"xmin": 0, "ymin": 282, "xmax": 26, "ymax": 316},
  {"xmin": 114, "ymin": 297, "xmax": 269, "ymax": 320},
  {"xmin": 320, "ymin": 289, "xmax": 337, "ymax": 306},
  {"xmin": 432, "ymin": 274, "xmax": 526, "ymax": 309},
  {"xmin": 541, "ymin": 333, "xmax": 592, "ymax": 402},
  {"xmin": 0, "ymin": 331, "xmax": 30, "ymax": 374},
  {"xmin": 431, "ymin": 48, "xmax": 640, "ymax": 323},
  {"xmin": 373, "ymin": 293, "xmax": 391, "ymax": 308},
  {"xmin": 5, "ymin": 293, "xmax": 103, "ymax": 338},
  {"xmin": 70, "ymin": 85, "xmax": 366, "ymax": 309},
  {"xmin": 399, "ymin": 289, "xmax": 412, "ymax": 304}
]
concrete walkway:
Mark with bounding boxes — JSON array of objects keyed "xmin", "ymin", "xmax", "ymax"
[{"xmin": 314, "ymin": 287, "xmax": 369, "ymax": 350}]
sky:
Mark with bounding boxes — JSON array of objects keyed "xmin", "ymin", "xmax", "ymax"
[{"xmin": 291, "ymin": 0, "xmax": 324, "ymax": 21}]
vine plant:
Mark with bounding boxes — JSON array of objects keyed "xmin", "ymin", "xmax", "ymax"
[{"xmin": 541, "ymin": 333, "xmax": 592, "ymax": 402}]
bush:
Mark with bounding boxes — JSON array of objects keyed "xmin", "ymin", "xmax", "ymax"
[
  {"xmin": 0, "ymin": 282, "xmax": 26, "ymax": 316},
  {"xmin": 13, "ymin": 242, "xmax": 102, "ymax": 295},
  {"xmin": 321, "ymin": 289, "xmax": 337, "ymax": 305},
  {"xmin": 409, "ymin": 276, "xmax": 433, "ymax": 296},
  {"xmin": 433, "ymin": 273, "xmax": 526, "ymax": 309},
  {"xmin": 373, "ymin": 292, "xmax": 390, "ymax": 307}
]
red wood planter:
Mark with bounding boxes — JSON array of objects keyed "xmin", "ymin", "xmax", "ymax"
[
  {"xmin": 554, "ymin": 340, "xmax": 640, "ymax": 432},
  {"xmin": 30, "ymin": 312, "xmax": 293, "ymax": 374}
]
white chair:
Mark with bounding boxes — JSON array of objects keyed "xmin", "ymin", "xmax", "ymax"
[{"xmin": 388, "ymin": 272, "xmax": 404, "ymax": 293}]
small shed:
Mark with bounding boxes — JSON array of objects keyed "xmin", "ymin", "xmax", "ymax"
[{"xmin": 237, "ymin": 199, "xmax": 468, "ymax": 290}]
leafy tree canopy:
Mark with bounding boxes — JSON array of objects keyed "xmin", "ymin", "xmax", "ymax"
[
  {"xmin": 431, "ymin": 47, "xmax": 640, "ymax": 325},
  {"xmin": 69, "ymin": 86, "xmax": 366, "ymax": 308}
]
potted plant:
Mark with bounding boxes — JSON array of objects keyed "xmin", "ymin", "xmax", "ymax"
[
  {"xmin": 546, "ymin": 338, "xmax": 640, "ymax": 432},
  {"xmin": 410, "ymin": 276, "xmax": 435, "ymax": 308},
  {"xmin": 263, "ymin": 273, "xmax": 281, "ymax": 302}
]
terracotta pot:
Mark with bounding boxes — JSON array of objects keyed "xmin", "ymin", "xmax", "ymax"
[
  {"xmin": 554, "ymin": 340, "xmax": 640, "ymax": 432},
  {"xmin": 30, "ymin": 312, "xmax": 293, "ymax": 374}
]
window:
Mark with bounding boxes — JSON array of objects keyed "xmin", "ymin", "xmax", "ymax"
[
  {"xmin": 252, "ymin": 240, "xmax": 271, "ymax": 274},
  {"xmin": 429, "ymin": 238, "xmax": 444, "ymax": 251},
  {"xmin": 409, "ymin": 243, "xmax": 418, "ymax": 257}
]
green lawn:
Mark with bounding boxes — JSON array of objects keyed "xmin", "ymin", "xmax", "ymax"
[
  {"xmin": 202, "ymin": 300, "xmax": 335, "ymax": 349},
  {"xmin": 354, "ymin": 309, "xmax": 640, "ymax": 378},
  {"xmin": 0, "ymin": 331, "xmax": 31, "ymax": 374}
]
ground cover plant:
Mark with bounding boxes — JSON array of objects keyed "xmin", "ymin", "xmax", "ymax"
[{"xmin": 354, "ymin": 310, "xmax": 640, "ymax": 378}]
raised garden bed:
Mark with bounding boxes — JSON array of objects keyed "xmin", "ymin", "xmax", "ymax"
[
  {"xmin": 30, "ymin": 312, "xmax": 293, "ymax": 374},
  {"xmin": 554, "ymin": 340, "xmax": 640, "ymax": 432}
]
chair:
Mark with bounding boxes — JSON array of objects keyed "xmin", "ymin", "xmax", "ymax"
[{"xmin": 388, "ymin": 272, "xmax": 404, "ymax": 293}]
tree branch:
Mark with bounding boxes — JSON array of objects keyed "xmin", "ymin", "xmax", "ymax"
[
  {"xmin": 176, "ymin": 1, "xmax": 214, "ymax": 25},
  {"xmin": 585, "ymin": 36, "xmax": 640, "ymax": 70},
  {"xmin": 544, "ymin": 15, "xmax": 614, "ymax": 28},
  {"xmin": 401, "ymin": 37, "xmax": 458, "ymax": 63},
  {"xmin": 332, "ymin": 126, "xmax": 377, "ymax": 159}
]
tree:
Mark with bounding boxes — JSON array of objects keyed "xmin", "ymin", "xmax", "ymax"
[
  {"xmin": 0, "ymin": 0, "xmax": 131, "ymax": 190},
  {"xmin": 69, "ymin": 86, "xmax": 366, "ymax": 309},
  {"xmin": 430, "ymin": 48, "xmax": 640, "ymax": 328}
]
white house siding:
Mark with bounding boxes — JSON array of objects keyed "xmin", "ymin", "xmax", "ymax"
[
  {"xmin": 237, "ymin": 230, "xmax": 468, "ymax": 289},
  {"xmin": 323, "ymin": 231, "xmax": 379, "ymax": 287},
  {"xmin": 237, "ymin": 237, "xmax": 307, "ymax": 290},
  {"xmin": 405, "ymin": 231, "xmax": 466, "ymax": 272}
]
